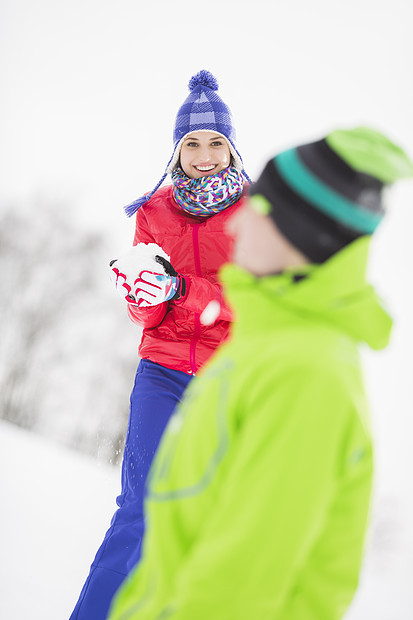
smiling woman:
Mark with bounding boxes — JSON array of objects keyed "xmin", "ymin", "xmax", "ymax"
[
  {"xmin": 70, "ymin": 69, "xmax": 251, "ymax": 620},
  {"xmin": 180, "ymin": 132, "xmax": 231, "ymax": 178}
]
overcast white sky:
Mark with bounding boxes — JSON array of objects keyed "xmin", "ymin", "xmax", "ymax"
[{"xmin": 1, "ymin": 0, "xmax": 412, "ymax": 233}]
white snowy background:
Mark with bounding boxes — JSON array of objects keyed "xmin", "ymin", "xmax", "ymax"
[{"xmin": 1, "ymin": 0, "xmax": 412, "ymax": 618}]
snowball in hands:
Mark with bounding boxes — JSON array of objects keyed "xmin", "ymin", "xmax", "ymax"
[{"xmin": 110, "ymin": 243, "xmax": 176, "ymax": 307}]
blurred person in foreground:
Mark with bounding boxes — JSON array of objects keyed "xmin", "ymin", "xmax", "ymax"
[{"xmin": 109, "ymin": 127, "xmax": 413, "ymax": 620}]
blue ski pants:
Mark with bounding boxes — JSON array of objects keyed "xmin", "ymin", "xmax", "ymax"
[{"xmin": 69, "ymin": 359, "xmax": 193, "ymax": 620}]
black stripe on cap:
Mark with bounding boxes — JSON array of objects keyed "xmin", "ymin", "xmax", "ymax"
[
  {"xmin": 298, "ymin": 139, "xmax": 385, "ymax": 215},
  {"xmin": 249, "ymin": 159, "xmax": 360, "ymax": 263}
]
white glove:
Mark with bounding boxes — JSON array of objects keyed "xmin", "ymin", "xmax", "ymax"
[{"xmin": 110, "ymin": 243, "xmax": 185, "ymax": 307}]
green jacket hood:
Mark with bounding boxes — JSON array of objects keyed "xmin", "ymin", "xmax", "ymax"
[{"xmin": 221, "ymin": 237, "xmax": 392, "ymax": 351}]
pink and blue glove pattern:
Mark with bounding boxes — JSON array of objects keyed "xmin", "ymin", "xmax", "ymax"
[{"xmin": 133, "ymin": 268, "xmax": 180, "ymax": 307}]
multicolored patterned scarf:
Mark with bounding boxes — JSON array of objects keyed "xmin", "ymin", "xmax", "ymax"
[{"xmin": 172, "ymin": 167, "xmax": 246, "ymax": 217}]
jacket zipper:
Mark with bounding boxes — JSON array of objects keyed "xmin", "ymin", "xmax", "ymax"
[{"xmin": 190, "ymin": 224, "xmax": 201, "ymax": 374}]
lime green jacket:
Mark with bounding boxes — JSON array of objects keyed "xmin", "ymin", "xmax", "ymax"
[{"xmin": 110, "ymin": 237, "xmax": 392, "ymax": 620}]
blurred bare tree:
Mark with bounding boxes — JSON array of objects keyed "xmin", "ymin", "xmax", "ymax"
[{"xmin": 0, "ymin": 200, "xmax": 139, "ymax": 464}]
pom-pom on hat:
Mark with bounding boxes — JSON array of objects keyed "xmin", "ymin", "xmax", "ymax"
[
  {"xmin": 249, "ymin": 126, "xmax": 413, "ymax": 263},
  {"xmin": 125, "ymin": 70, "xmax": 250, "ymax": 217}
]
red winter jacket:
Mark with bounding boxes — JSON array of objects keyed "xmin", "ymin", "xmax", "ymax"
[{"xmin": 127, "ymin": 185, "xmax": 246, "ymax": 375}]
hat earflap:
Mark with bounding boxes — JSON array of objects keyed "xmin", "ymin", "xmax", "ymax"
[{"xmin": 124, "ymin": 152, "xmax": 174, "ymax": 217}]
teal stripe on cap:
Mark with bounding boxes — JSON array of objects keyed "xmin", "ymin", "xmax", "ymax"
[{"xmin": 274, "ymin": 148, "xmax": 382, "ymax": 234}]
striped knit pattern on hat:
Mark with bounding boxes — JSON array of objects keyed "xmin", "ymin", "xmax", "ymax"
[
  {"xmin": 250, "ymin": 127, "xmax": 413, "ymax": 263},
  {"xmin": 124, "ymin": 70, "xmax": 250, "ymax": 218},
  {"xmin": 175, "ymin": 71, "xmax": 235, "ymax": 143}
]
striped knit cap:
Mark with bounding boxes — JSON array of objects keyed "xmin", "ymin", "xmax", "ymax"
[
  {"xmin": 250, "ymin": 127, "xmax": 413, "ymax": 262},
  {"xmin": 125, "ymin": 70, "xmax": 250, "ymax": 217}
]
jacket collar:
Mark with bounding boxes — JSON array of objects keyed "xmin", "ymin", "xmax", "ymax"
[{"xmin": 220, "ymin": 237, "xmax": 392, "ymax": 351}]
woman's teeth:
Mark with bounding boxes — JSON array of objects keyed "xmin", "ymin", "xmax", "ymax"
[{"xmin": 195, "ymin": 165, "xmax": 216, "ymax": 171}]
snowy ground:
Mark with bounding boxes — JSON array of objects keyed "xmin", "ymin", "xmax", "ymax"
[
  {"xmin": 1, "ymin": 419, "xmax": 412, "ymax": 620},
  {"xmin": 0, "ymin": 421, "xmax": 120, "ymax": 620}
]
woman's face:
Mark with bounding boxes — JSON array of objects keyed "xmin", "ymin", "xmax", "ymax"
[{"xmin": 179, "ymin": 131, "xmax": 231, "ymax": 179}]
